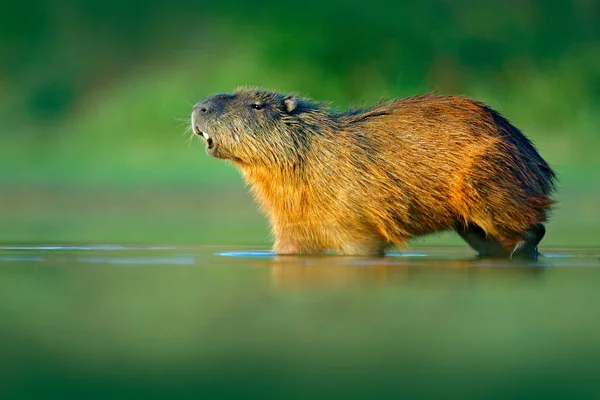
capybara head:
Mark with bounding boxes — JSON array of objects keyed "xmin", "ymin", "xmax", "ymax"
[{"xmin": 191, "ymin": 88, "xmax": 323, "ymax": 165}]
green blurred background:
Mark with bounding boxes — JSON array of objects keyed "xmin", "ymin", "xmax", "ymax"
[
  {"xmin": 1, "ymin": 0, "xmax": 599, "ymax": 246},
  {"xmin": 2, "ymin": 3, "xmax": 600, "ymax": 398}
]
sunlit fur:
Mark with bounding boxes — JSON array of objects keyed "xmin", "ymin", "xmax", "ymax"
[{"xmin": 193, "ymin": 87, "xmax": 556, "ymax": 256}]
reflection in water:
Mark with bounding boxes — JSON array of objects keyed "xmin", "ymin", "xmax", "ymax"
[
  {"xmin": 0, "ymin": 245, "xmax": 599, "ymax": 398},
  {"xmin": 218, "ymin": 250, "xmax": 274, "ymax": 258},
  {"xmin": 2, "ymin": 245, "xmax": 176, "ymax": 251},
  {"xmin": 77, "ymin": 256, "xmax": 196, "ymax": 265},
  {"xmin": 0, "ymin": 255, "xmax": 45, "ymax": 262},
  {"xmin": 267, "ymin": 254, "xmax": 546, "ymax": 289},
  {"xmin": 217, "ymin": 249, "xmax": 564, "ymax": 288}
]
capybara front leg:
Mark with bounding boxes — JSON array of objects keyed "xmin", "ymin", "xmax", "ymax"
[{"xmin": 273, "ymin": 233, "xmax": 325, "ymax": 255}]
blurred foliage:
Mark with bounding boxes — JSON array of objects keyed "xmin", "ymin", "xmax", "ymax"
[
  {"xmin": 0, "ymin": 0, "xmax": 598, "ymax": 245},
  {"xmin": 1, "ymin": 1, "xmax": 599, "ymax": 154}
]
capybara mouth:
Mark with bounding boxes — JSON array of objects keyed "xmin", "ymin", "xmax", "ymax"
[{"xmin": 194, "ymin": 125, "xmax": 214, "ymax": 149}]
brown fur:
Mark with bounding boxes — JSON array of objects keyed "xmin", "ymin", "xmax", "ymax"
[{"xmin": 191, "ymin": 88, "xmax": 556, "ymax": 258}]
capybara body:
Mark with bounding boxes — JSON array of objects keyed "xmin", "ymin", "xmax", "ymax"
[{"xmin": 191, "ymin": 88, "xmax": 556, "ymax": 259}]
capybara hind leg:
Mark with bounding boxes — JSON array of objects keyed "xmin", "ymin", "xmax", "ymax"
[
  {"xmin": 455, "ymin": 224, "xmax": 509, "ymax": 258},
  {"xmin": 510, "ymin": 224, "xmax": 546, "ymax": 260}
]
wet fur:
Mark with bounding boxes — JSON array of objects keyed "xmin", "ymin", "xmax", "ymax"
[{"xmin": 193, "ymin": 88, "xmax": 556, "ymax": 257}]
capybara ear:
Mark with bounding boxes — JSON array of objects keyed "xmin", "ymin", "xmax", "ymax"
[{"xmin": 283, "ymin": 96, "xmax": 297, "ymax": 113}]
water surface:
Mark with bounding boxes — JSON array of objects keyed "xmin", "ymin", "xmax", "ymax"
[{"xmin": 1, "ymin": 245, "xmax": 600, "ymax": 399}]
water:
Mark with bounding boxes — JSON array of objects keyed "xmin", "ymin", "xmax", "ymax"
[{"xmin": 1, "ymin": 245, "xmax": 600, "ymax": 399}]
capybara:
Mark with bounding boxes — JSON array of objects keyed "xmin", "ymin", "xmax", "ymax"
[{"xmin": 190, "ymin": 88, "xmax": 556, "ymax": 259}]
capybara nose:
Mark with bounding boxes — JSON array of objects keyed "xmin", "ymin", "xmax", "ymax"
[
  {"xmin": 193, "ymin": 99, "xmax": 213, "ymax": 114},
  {"xmin": 193, "ymin": 94, "xmax": 232, "ymax": 116}
]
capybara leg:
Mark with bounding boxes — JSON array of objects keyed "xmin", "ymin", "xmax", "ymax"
[
  {"xmin": 339, "ymin": 242, "xmax": 386, "ymax": 257},
  {"xmin": 336, "ymin": 233, "xmax": 389, "ymax": 256},
  {"xmin": 273, "ymin": 238, "xmax": 323, "ymax": 255},
  {"xmin": 455, "ymin": 223, "xmax": 509, "ymax": 258},
  {"xmin": 509, "ymin": 224, "xmax": 546, "ymax": 260},
  {"xmin": 273, "ymin": 242, "xmax": 301, "ymax": 255}
]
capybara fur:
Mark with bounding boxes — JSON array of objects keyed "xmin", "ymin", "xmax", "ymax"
[{"xmin": 191, "ymin": 88, "xmax": 556, "ymax": 259}]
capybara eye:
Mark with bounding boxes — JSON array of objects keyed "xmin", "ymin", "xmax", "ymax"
[{"xmin": 250, "ymin": 103, "xmax": 264, "ymax": 110}]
